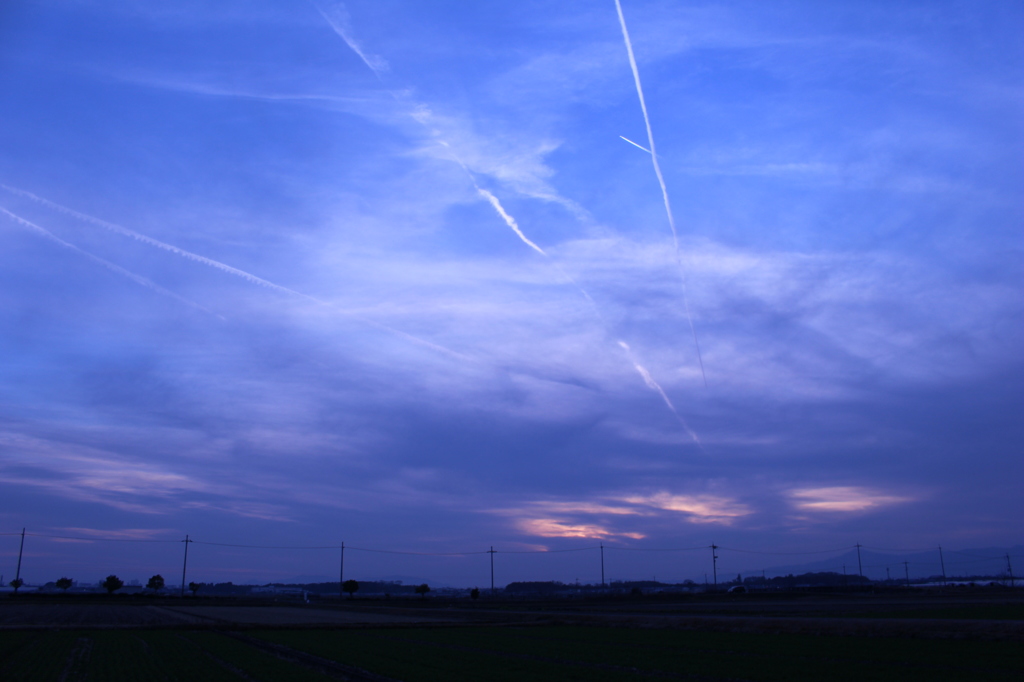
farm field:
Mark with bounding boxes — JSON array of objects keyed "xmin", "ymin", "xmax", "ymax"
[
  {"xmin": 2, "ymin": 593, "xmax": 1023, "ymax": 680},
  {"xmin": 0, "ymin": 630, "xmax": 333, "ymax": 681},
  {"xmin": 0, "ymin": 601, "xmax": 460, "ymax": 630},
  {"xmin": 1, "ymin": 625, "xmax": 1023, "ymax": 681},
  {"xmin": 254, "ymin": 625, "xmax": 1024, "ymax": 682}
]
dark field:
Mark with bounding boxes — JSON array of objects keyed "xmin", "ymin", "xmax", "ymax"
[{"xmin": 2, "ymin": 592, "xmax": 1022, "ymax": 680}]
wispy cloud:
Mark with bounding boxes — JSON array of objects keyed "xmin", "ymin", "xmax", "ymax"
[
  {"xmin": 789, "ymin": 487, "xmax": 914, "ymax": 513},
  {"xmin": 110, "ymin": 73, "xmax": 374, "ymax": 106},
  {"xmin": 2, "ymin": 185, "xmax": 476, "ymax": 364},
  {"xmin": 476, "ymin": 188, "xmax": 545, "ymax": 255},
  {"xmin": 312, "ymin": 1, "xmax": 389, "ymax": 77},
  {"xmin": 617, "ymin": 341, "xmax": 701, "ymax": 448},
  {"xmin": 311, "ymin": 7, "xmax": 703, "ymax": 436},
  {"xmin": 0, "ymin": 431, "xmax": 243, "ymax": 516},
  {"xmin": 52, "ymin": 527, "xmax": 176, "ymax": 541},
  {"xmin": 0, "ymin": 206, "xmax": 217, "ymax": 317},
  {"xmin": 614, "ymin": 0, "xmax": 706, "ymax": 386},
  {"xmin": 518, "ymin": 518, "xmax": 645, "ymax": 540},
  {"xmin": 2, "ymin": 184, "xmax": 308, "ymax": 298},
  {"xmin": 620, "ymin": 492, "xmax": 751, "ymax": 524},
  {"xmin": 491, "ymin": 490, "xmax": 750, "ymax": 541}
]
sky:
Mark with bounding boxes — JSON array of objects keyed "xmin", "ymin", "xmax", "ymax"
[{"xmin": 0, "ymin": 0, "xmax": 1021, "ymax": 588}]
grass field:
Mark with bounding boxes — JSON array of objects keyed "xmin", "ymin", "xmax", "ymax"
[
  {"xmin": 853, "ymin": 604, "xmax": 1024, "ymax": 621},
  {"xmin": 3, "ymin": 625, "xmax": 1021, "ymax": 681},
  {"xmin": 254, "ymin": 626, "xmax": 1024, "ymax": 682},
  {"xmin": 0, "ymin": 630, "xmax": 334, "ymax": 681}
]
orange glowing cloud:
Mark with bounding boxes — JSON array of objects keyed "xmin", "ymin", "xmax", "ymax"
[
  {"xmin": 518, "ymin": 518, "xmax": 645, "ymax": 540},
  {"xmin": 493, "ymin": 491, "xmax": 751, "ymax": 541},
  {"xmin": 789, "ymin": 486, "xmax": 913, "ymax": 512},
  {"xmin": 523, "ymin": 501, "xmax": 642, "ymax": 516},
  {"xmin": 620, "ymin": 493, "xmax": 751, "ymax": 523}
]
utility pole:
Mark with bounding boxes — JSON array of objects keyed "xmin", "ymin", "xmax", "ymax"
[
  {"xmin": 1007, "ymin": 554, "xmax": 1015, "ymax": 588},
  {"xmin": 600, "ymin": 543, "xmax": 606, "ymax": 587},
  {"xmin": 14, "ymin": 528, "xmax": 25, "ymax": 585},
  {"xmin": 903, "ymin": 561, "xmax": 910, "ymax": 588},
  {"xmin": 938, "ymin": 546, "xmax": 947, "ymax": 586},
  {"xmin": 180, "ymin": 534, "xmax": 192, "ymax": 597},
  {"xmin": 488, "ymin": 546, "xmax": 496, "ymax": 594},
  {"xmin": 856, "ymin": 543, "xmax": 863, "ymax": 577},
  {"xmin": 339, "ymin": 542, "xmax": 345, "ymax": 600},
  {"xmin": 710, "ymin": 543, "xmax": 719, "ymax": 588}
]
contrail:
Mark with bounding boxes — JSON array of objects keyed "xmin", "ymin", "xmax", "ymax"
[
  {"xmin": 618, "ymin": 341, "xmax": 701, "ymax": 448},
  {"xmin": 1, "ymin": 185, "xmax": 470, "ymax": 361},
  {"xmin": 0, "ymin": 207, "xmax": 218, "ymax": 317},
  {"xmin": 444, "ymin": 152, "xmax": 607, "ymax": 318},
  {"xmin": 1, "ymin": 184, "xmax": 309, "ymax": 300},
  {"xmin": 310, "ymin": 4, "xmax": 550, "ymax": 264},
  {"xmin": 614, "ymin": 0, "xmax": 707, "ymax": 387},
  {"xmin": 619, "ymin": 135, "xmax": 652, "ymax": 154},
  {"xmin": 313, "ymin": 4, "xmax": 545, "ymax": 264},
  {"xmin": 476, "ymin": 177, "xmax": 692, "ymax": 440},
  {"xmin": 476, "ymin": 188, "xmax": 546, "ymax": 256},
  {"xmin": 479, "ymin": 186, "xmax": 603, "ymax": 315},
  {"xmin": 315, "ymin": 1, "xmax": 699, "ymax": 440},
  {"xmin": 312, "ymin": 0, "xmax": 389, "ymax": 78}
]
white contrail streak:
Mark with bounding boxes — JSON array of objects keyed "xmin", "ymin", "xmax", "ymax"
[
  {"xmin": 312, "ymin": 0, "xmax": 389, "ymax": 77},
  {"xmin": 1, "ymin": 185, "xmax": 470, "ymax": 361},
  {"xmin": 312, "ymin": 5, "xmax": 548, "ymax": 263},
  {"xmin": 315, "ymin": 2, "xmax": 698, "ymax": 440},
  {"xmin": 1, "ymin": 207, "xmax": 218, "ymax": 317},
  {"xmin": 614, "ymin": 0, "xmax": 707, "ymax": 387},
  {"xmin": 1, "ymin": 184, "xmax": 308, "ymax": 300},
  {"xmin": 618, "ymin": 341, "xmax": 701, "ymax": 447},
  {"xmin": 476, "ymin": 188, "xmax": 546, "ymax": 256},
  {"xmin": 619, "ymin": 135, "xmax": 652, "ymax": 154}
]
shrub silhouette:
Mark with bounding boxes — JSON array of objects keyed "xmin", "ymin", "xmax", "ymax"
[
  {"xmin": 102, "ymin": 575, "xmax": 124, "ymax": 594},
  {"xmin": 415, "ymin": 583, "xmax": 430, "ymax": 599},
  {"xmin": 188, "ymin": 581, "xmax": 200, "ymax": 596},
  {"xmin": 10, "ymin": 578, "xmax": 23, "ymax": 593},
  {"xmin": 146, "ymin": 574, "xmax": 165, "ymax": 592},
  {"xmin": 55, "ymin": 577, "xmax": 73, "ymax": 592},
  {"xmin": 342, "ymin": 579, "xmax": 359, "ymax": 599}
]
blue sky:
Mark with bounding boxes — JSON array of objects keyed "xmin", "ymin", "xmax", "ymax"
[{"xmin": 1, "ymin": 0, "xmax": 1021, "ymax": 586}]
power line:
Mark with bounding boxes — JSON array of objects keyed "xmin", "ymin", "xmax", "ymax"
[
  {"xmin": 347, "ymin": 546, "xmax": 489, "ymax": 556},
  {"xmin": 24, "ymin": 533, "xmax": 179, "ymax": 543},
  {"xmin": 4, "ymin": 530, "xmax": 1021, "ymax": 565},
  {"xmin": 954, "ymin": 550, "xmax": 1019, "ymax": 560},
  {"xmin": 609, "ymin": 545, "xmax": 709, "ymax": 552},
  {"xmin": 859, "ymin": 544, "xmax": 943, "ymax": 553},
  {"xmin": 715, "ymin": 546, "xmax": 851, "ymax": 556},
  {"xmin": 501, "ymin": 546, "xmax": 601, "ymax": 554},
  {"xmin": 193, "ymin": 541, "xmax": 340, "ymax": 550}
]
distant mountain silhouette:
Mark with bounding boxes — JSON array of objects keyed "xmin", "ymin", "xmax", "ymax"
[{"xmin": 753, "ymin": 545, "xmax": 1023, "ymax": 581}]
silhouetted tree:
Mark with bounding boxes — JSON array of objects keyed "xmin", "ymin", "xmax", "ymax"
[
  {"xmin": 188, "ymin": 581, "xmax": 200, "ymax": 596},
  {"xmin": 55, "ymin": 577, "xmax": 73, "ymax": 592},
  {"xmin": 470, "ymin": 588, "xmax": 480, "ymax": 600},
  {"xmin": 146, "ymin": 574, "xmax": 165, "ymax": 592},
  {"xmin": 342, "ymin": 579, "xmax": 359, "ymax": 599},
  {"xmin": 102, "ymin": 575, "xmax": 124, "ymax": 594},
  {"xmin": 415, "ymin": 583, "xmax": 430, "ymax": 599},
  {"xmin": 10, "ymin": 578, "xmax": 23, "ymax": 593}
]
